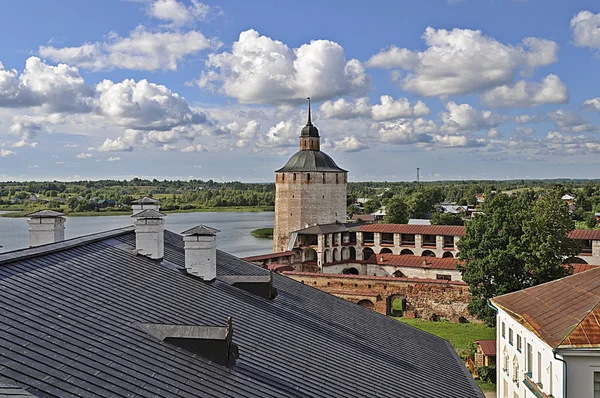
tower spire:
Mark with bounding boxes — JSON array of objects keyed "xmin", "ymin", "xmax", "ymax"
[{"xmin": 307, "ymin": 97, "xmax": 312, "ymax": 126}]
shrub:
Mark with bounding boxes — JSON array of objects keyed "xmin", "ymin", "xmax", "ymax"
[{"xmin": 477, "ymin": 365, "xmax": 496, "ymax": 383}]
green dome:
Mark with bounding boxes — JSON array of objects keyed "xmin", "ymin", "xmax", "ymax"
[{"xmin": 276, "ymin": 150, "xmax": 347, "ymax": 173}]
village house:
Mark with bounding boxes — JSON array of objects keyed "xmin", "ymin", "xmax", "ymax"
[
  {"xmin": 491, "ymin": 266, "xmax": 600, "ymax": 398},
  {"xmin": 0, "ymin": 200, "xmax": 484, "ymax": 398}
]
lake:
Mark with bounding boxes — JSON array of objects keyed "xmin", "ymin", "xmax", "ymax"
[{"xmin": 0, "ymin": 211, "xmax": 274, "ymax": 257}]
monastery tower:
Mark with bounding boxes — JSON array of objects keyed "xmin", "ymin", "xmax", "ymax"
[{"xmin": 273, "ymin": 99, "xmax": 348, "ymax": 252}]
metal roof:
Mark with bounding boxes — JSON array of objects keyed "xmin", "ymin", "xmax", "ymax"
[
  {"xmin": 131, "ymin": 197, "xmax": 161, "ymax": 204},
  {"xmin": 360, "ymin": 224, "xmax": 466, "ymax": 236},
  {"xmin": 182, "ymin": 225, "xmax": 220, "ymax": 236},
  {"xmin": 476, "ymin": 340, "xmax": 496, "ymax": 357},
  {"xmin": 293, "ymin": 222, "xmax": 361, "ymax": 235},
  {"xmin": 275, "ymin": 150, "xmax": 347, "ymax": 173},
  {"xmin": 27, "ymin": 210, "xmax": 65, "ymax": 218},
  {"xmin": 0, "ymin": 228, "xmax": 483, "ymax": 397},
  {"xmin": 492, "ymin": 266, "xmax": 600, "ymax": 349},
  {"xmin": 568, "ymin": 229, "xmax": 600, "ymax": 240},
  {"xmin": 130, "ymin": 209, "xmax": 166, "ymax": 218}
]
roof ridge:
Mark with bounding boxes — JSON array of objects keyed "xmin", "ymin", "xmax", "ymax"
[{"xmin": 0, "ymin": 226, "xmax": 135, "ymax": 267}]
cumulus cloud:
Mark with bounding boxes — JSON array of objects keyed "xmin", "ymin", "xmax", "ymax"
[
  {"xmin": 334, "ymin": 136, "xmax": 368, "ymax": 152},
  {"xmin": 91, "ymin": 130, "xmax": 140, "ymax": 152},
  {"xmin": 148, "ymin": 0, "xmax": 216, "ymax": 26},
  {"xmin": 548, "ymin": 110, "xmax": 595, "ymax": 133},
  {"xmin": 0, "ymin": 149, "xmax": 16, "ymax": 157},
  {"xmin": 39, "ymin": 26, "xmax": 219, "ymax": 71},
  {"xmin": 378, "ymin": 118, "xmax": 436, "ymax": 144},
  {"xmin": 9, "ymin": 118, "xmax": 43, "ymax": 140},
  {"xmin": 0, "ymin": 57, "xmax": 94, "ymax": 112},
  {"xmin": 545, "ymin": 131, "xmax": 600, "ymax": 155},
  {"xmin": 180, "ymin": 144, "xmax": 206, "ymax": 152},
  {"xmin": 581, "ymin": 97, "xmax": 600, "ymax": 112},
  {"xmin": 440, "ymin": 102, "xmax": 498, "ymax": 133},
  {"xmin": 433, "ymin": 135, "xmax": 488, "ymax": 148},
  {"xmin": 319, "ymin": 97, "xmax": 371, "ymax": 119},
  {"xmin": 76, "ymin": 152, "xmax": 93, "ymax": 159},
  {"xmin": 571, "ymin": 11, "xmax": 600, "ymax": 50},
  {"xmin": 367, "ymin": 27, "xmax": 558, "ymax": 96},
  {"xmin": 107, "ymin": 157, "xmax": 121, "ymax": 162},
  {"xmin": 12, "ymin": 140, "xmax": 38, "ymax": 148},
  {"xmin": 197, "ymin": 29, "xmax": 370, "ymax": 104},
  {"xmin": 260, "ymin": 120, "xmax": 298, "ymax": 147},
  {"xmin": 482, "ymin": 74, "xmax": 568, "ymax": 108},
  {"xmin": 319, "ymin": 95, "xmax": 429, "ymax": 121}
]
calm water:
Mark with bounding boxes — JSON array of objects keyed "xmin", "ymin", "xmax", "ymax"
[{"xmin": 0, "ymin": 211, "xmax": 274, "ymax": 257}]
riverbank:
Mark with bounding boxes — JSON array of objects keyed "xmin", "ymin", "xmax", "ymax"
[
  {"xmin": 251, "ymin": 227, "xmax": 274, "ymax": 239},
  {"xmin": 0, "ymin": 206, "xmax": 275, "ymax": 218}
]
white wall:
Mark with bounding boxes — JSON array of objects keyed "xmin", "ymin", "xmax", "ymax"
[{"xmin": 562, "ymin": 350, "xmax": 600, "ymax": 398}]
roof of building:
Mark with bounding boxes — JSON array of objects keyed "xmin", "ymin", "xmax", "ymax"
[
  {"xmin": 562, "ymin": 194, "xmax": 575, "ymax": 200},
  {"xmin": 568, "ymin": 229, "xmax": 600, "ymax": 240},
  {"xmin": 294, "ymin": 222, "xmax": 362, "ymax": 235},
  {"xmin": 284, "ymin": 271, "xmax": 468, "ymax": 286},
  {"xmin": 131, "ymin": 196, "xmax": 161, "ymax": 204},
  {"xmin": 360, "ymin": 224, "xmax": 466, "ymax": 236},
  {"xmin": 27, "ymin": 210, "xmax": 65, "ymax": 218},
  {"xmin": 301, "ymin": 99, "xmax": 319, "ymax": 138},
  {"xmin": 408, "ymin": 219, "xmax": 432, "ymax": 225},
  {"xmin": 275, "ymin": 150, "xmax": 347, "ymax": 173},
  {"xmin": 182, "ymin": 225, "xmax": 220, "ymax": 236},
  {"xmin": 375, "ymin": 254, "xmax": 463, "ymax": 270},
  {"xmin": 569, "ymin": 263, "xmax": 598, "ymax": 274},
  {"xmin": 131, "ymin": 209, "xmax": 166, "ymax": 218},
  {"xmin": 492, "ymin": 267, "xmax": 600, "ymax": 349},
  {"xmin": 0, "ymin": 228, "xmax": 482, "ymax": 397},
  {"xmin": 476, "ymin": 340, "xmax": 496, "ymax": 356},
  {"xmin": 242, "ymin": 251, "xmax": 296, "ymax": 262}
]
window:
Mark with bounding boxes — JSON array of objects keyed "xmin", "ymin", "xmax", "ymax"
[
  {"xmin": 537, "ymin": 351, "xmax": 542, "ymax": 383},
  {"xmin": 582, "ymin": 239, "xmax": 593, "ymax": 253},
  {"xmin": 503, "ymin": 347, "xmax": 509, "ymax": 373},
  {"xmin": 307, "ymin": 173, "xmax": 310, "ymax": 181},
  {"xmin": 363, "ymin": 232, "xmax": 374, "ymax": 244},
  {"xmin": 549, "ymin": 361, "xmax": 553, "ymax": 395},
  {"xmin": 509, "ymin": 328, "xmax": 513, "ymax": 345},
  {"xmin": 381, "ymin": 233, "xmax": 394, "ymax": 244},
  {"xmin": 594, "ymin": 372, "xmax": 600, "ymax": 397},
  {"xmin": 443, "ymin": 235, "xmax": 454, "ymax": 248},
  {"xmin": 526, "ymin": 344, "xmax": 532, "ymax": 374},
  {"xmin": 436, "ymin": 274, "xmax": 452, "ymax": 281},
  {"xmin": 516, "ymin": 335, "xmax": 522, "ymax": 352},
  {"xmin": 293, "ymin": 173, "xmax": 297, "ymax": 181},
  {"xmin": 322, "ymin": 173, "xmax": 325, "ymax": 183},
  {"xmin": 401, "ymin": 234, "xmax": 415, "ymax": 245},
  {"xmin": 422, "ymin": 234, "xmax": 436, "ymax": 247},
  {"xmin": 282, "ymin": 173, "xmax": 285, "ymax": 181},
  {"xmin": 336, "ymin": 174, "xmax": 339, "ymax": 184},
  {"xmin": 512, "ymin": 355, "xmax": 519, "ymax": 384},
  {"xmin": 502, "ymin": 322, "xmax": 506, "ymax": 338}
]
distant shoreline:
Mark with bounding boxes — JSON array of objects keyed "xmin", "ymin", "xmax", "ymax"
[{"xmin": 0, "ymin": 206, "xmax": 275, "ymax": 218}]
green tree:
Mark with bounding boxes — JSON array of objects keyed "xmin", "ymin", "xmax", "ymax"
[
  {"xmin": 458, "ymin": 191, "xmax": 577, "ymax": 326},
  {"xmin": 384, "ymin": 197, "xmax": 408, "ymax": 224},
  {"xmin": 431, "ymin": 212, "xmax": 464, "ymax": 226}
]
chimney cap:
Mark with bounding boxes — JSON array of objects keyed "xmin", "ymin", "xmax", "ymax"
[
  {"xmin": 132, "ymin": 196, "xmax": 161, "ymax": 204},
  {"xmin": 182, "ymin": 225, "xmax": 220, "ymax": 236},
  {"xmin": 28, "ymin": 210, "xmax": 65, "ymax": 218},
  {"xmin": 131, "ymin": 209, "xmax": 166, "ymax": 219}
]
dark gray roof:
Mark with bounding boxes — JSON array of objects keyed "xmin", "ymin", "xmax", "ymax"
[
  {"xmin": 294, "ymin": 222, "xmax": 362, "ymax": 235},
  {"xmin": 131, "ymin": 209, "xmax": 166, "ymax": 218},
  {"xmin": 131, "ymin": 197, "xmax": 160, "ymax": 204},
  {"xmin": 182, "ymin": 225, "xmax": 220, "ymax": 236},
  {"xmin": 0, "ymin": 228, "xmax": 483, "ymax": 398},
  {"xmin": 27, "ymin": 210, "xmax": 65, "ymax": 218},
  {"xmin": 275, "ymin": 150, "xmax": 347, "ymax": 173}
]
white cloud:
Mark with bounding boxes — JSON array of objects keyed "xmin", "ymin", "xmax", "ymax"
[
  {"xmin": 64, "ymin": 144, "xmax": 80, "ymax": 148},
  {"xmin": 367, "ymin": 27, "xmax": 557, "ymax": 96},
  {"xmin": 571, "ymin": 11, "xmax": 600, "ymax": 50},
  {"xmin": 259, "ymin": 120, "xmax": 298, "ymax": 148},
  {"xmin": 76, "ymin": 152, "xmax": 93, "ymax": 159},
  {"xmin": 148, "ymin": 0, "xmax": 214, "ymax": 26},
  {"xmin": 433, "ymin": 135, "xmax": 488, "ymax": 148},
  {"xmin": 12, "ymin": 140, "xmax": 38, "ymax": 148},
  {"xmin": 180, "ymin": 144, "xmax": 206, "ymax": 152},
  {"xmin": 319, "ymin": 97, "xmax": 371, "ymax": 119},
  {"xmin": 515, "ymin": 113, "xmax": 545, "ymax": 124},
  {"xmin": 548, "ymin": 110, "xmax": 595, "ymax": 133},
  {"xmin": 107, "ymin": 157, "xmax": 121, "ymax": 162},
  {"xmin": 160, "ymin": 144, "xmax": 177, "ymax": 151},
  {"xmin": 0, "ymin": 149, "xmax": 16, "ymax": 157},
  {"xmin": 378, "ymin": 119, "xmax": 436, "ymax": 144},
  {"xmin": 544, "ymin": 131, "xmax": 600, "ymax": 155},
  {"xmin": 39, "ymin": 26, "xmax": 219, "ymax": 71},
  {"xmin": 482, "ymin": 74, "xmax": 568, "ymax": 108},
  {"xmin": 372, "ymin": 96, "xmax": 429, "ymax": 121},
  {"xmin": 334, "ymin": 136, "xmax": 368, "ymax": 152},
  {"xmin": 198, "ymin": 29, "xmax": 370, "ymax": 104},
  {"xmin": 440, "ymin": 102, "xmax": 498, "ymax": 133},
  {"xmin": 515, "ymin": 126, "xmax": 535, "ymax": 135},
  {"xmin": 9, "ymin": 118, "xmax": 43, "ymax": 140},
  {"xmin": 581, "ymin": 97, "xmax": 600, "ymax": 112}
]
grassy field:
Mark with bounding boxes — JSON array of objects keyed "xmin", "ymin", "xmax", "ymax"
[
  {"xmin": 395, "ymin": 318, "xmax": 496, "ymax": 353},
  {"xmin": 251, "ymin": 228, "xmax": 274, "ymax": 239}
]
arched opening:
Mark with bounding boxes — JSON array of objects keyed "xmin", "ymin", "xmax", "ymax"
[
  {"xmin": 565, "ymin": 256, "xmax": 588, "ymax": 264},
  {"xmin": 421, "ymin": 250, "xmax": 436, "ymax": 257},
  {"xmin": 363, "ymin": 248, "xmax": 374, "ymax": 261},
  {"xmin": 393, "ymin": 270, "xmax": 405, "ymax": 278},
  {"xmin": 380, "ymin": 248, "xmax": 393, "ymax": 254},
  {"xmin": 342, "ymin": 267, "xmax": 359, "ymax": 275},
  {"xmin": 307, "ymin": 173, "xmax": 310, "ymax": 181},
  {"xmin": 400, "ymin": 249, "xmax": 414, "ymax": 255},
  {"xmin": 341, "ymin": 247, "xmax": 349, "ymax": 260},
  {"xmin": 293, "ymin": 173, "xmax": 297, "ymax": 181},
  {"xmin": 349, "ymin": 247, "xmax": 356, "ymax": 260},
  {"xmin": 442, "ymin": 251, "xmax": 454, "ymax": 258},
  {"xmin": 357, "ymin": 299, "xmax": 374, "ymax": 309},
  {"xmin": 386, "ymin": 295, "xmax": 405, "ymax": 316},
  {"xmin": 324, "ymin": 250, "xmax": 331, "ymax": 264},
  {"xmin": 333, "ymin": 248, "xmax": 340, "ymax": 262},
  {"xmin": 322, "ymin": 173, "xmax": 326, "ymax": 183},
  {"xmin": 303, "ymin": 248, "xmax": 317, "ymax": 262}
]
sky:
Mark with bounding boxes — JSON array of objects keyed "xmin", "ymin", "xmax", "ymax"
[{"xmin": 1, "ymin": 0, "xmax": 600, "ymax": 182}]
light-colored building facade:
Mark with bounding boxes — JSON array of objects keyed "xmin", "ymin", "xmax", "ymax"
[
  {"xmin": 492, "ymin": 267, "xmax": 600, "ymax": 398},
  {"xmin": 273, "ymin": 103, "xmax": 347, "ymax": 253}
]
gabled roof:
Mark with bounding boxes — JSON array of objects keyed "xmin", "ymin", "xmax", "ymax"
[
  {"xmin": 360, "ymin": 224, "xmax": 466, "ymax": 236},
  {"xmin": 492, "ymin": 267, "xmax": 600, "ymax": 349},
  {"xmin": 130, "ymin": 209, "xmax": 166, "ymax": 218},
  {"xmin": 27, "ymin": 210, "xmax": 65, "ymax": 218},
  {"xmin": 131, "ymin": 196, "xmax": 160, "ymax": 204},
  {"xmin": 0, "ymin": 228, "xmax": 483, "ymax": 397},
  {"xmin": 476, "ymin": 340, "xmax": 496, "ymax": 356},
  {"xmin": 182, "ymin": 225, "xmax": 220, "ymax": 236},
  {"xmin": 569, "ymin": 229, "xmax": 600, "ymax": 240}
]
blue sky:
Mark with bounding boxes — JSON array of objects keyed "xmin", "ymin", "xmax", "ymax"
[{"xmin": 1, "ymin": 0, "xmax": 600, "ymax": 182}]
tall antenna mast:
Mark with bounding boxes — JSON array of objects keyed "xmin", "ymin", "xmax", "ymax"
[{"xmin": 416, "ymin": 167, "xmax": 420, "ymax": 184}]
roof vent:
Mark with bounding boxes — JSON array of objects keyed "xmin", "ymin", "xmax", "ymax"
[
  {"xmin": 218, "ymin": 272, "xmax": 277, "ymax": 299},
  {"xmin": 27, "ymin": 210, "xmax": 66, "ymax": 247},
  {"xmin": 182, "ymin": 225, "xmax": 220, "ymax": 281},
  {"xmin": 131, "ymin": 196, "xmax": 161, "ymax": 216},
  {"xmin": 139, "ymin": 317, "xmax": 239, "ymax": 368},
  {"xmin": 132, "ymin": 209, "xmax": 166, "ymax": 260}
]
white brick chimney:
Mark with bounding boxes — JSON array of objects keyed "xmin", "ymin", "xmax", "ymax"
[
  {"xmin": 182, "ymin": 225, "xmax": 220, "ymax": 281},
  {"xmin": 27, "ymin": 210, "xmax": 66, "ymax": 247},
  {"xmin": 131, "ymin": 197, "xmax": 161, "ymax": 216},
  {"xmin": 132, "ymin": 209, "xmax": 166, "ymax": 259}
]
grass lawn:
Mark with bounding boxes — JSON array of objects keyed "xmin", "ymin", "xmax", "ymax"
[
  {"xmin": 394, "ymin": 318, "xmax": 496, "ymax": 353},
  {"xmin": 476, "ymin": 380, "xmax": 496, "ymax": 393}
]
